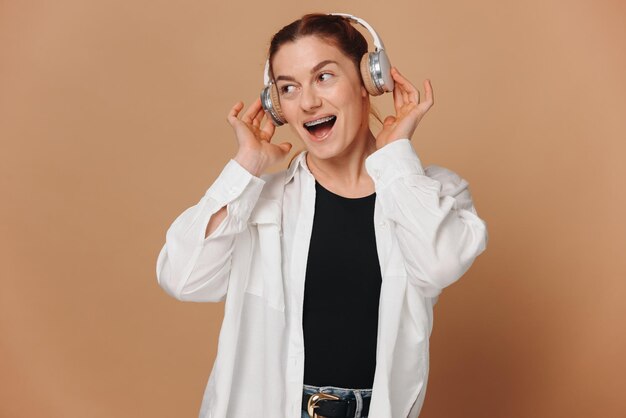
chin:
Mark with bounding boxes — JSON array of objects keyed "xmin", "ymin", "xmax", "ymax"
[
  {"xmin": 305, "ymin": 138, "xmax": 360, "ymax": 162},
  {"xmin": 305, "ymin": 146, "xmax": 338, "ymax": 161}
]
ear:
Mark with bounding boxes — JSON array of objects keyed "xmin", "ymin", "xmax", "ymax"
[{"xmin": 360, "ymin": 84, "xmax": 368, "ymax": 98}]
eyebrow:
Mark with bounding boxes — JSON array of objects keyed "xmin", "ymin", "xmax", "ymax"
[{"xmin": 275, "ymin": 60, "xmax": 338, "ymax": 82}]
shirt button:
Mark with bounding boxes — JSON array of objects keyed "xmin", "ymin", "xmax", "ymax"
[
  {"xmin": 229, "ymin": 187, "xmax": 238, "ymax": 195},
  {"xmin": 379, "ymin": 221, "xmax": 387, "ymax": 228}
]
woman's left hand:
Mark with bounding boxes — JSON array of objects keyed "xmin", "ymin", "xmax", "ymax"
[{"xmin": 375, "ymin": 67, "xmax": 434, "ymax": 149}]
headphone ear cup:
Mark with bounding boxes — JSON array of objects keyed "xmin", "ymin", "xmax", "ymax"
[
  {"xmin": 269, "ymin": 83, "xmax": 286, "ymax": 125},
  {"xmin": 260, "ymin": 83, "xmax": 287, "ymax": 126},
  {"xmin": 360, "ymin": 53, "xmax": 382, "ymax": 96},
  {"xmin": 360, "ymin": 50, "xmax": 395, "ymax": 96},
  {"xmin": 375, "ymin": 49, "xmax": 394, "ymax": 93}
]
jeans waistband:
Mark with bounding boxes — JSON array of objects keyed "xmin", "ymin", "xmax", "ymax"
[
  {"xmin": 303, "ymin": 383, "xmax": 372, "ymax": 397},
  {"xmin": 302, "ymin": 384, "xmax": 372, "ymax": 418}
]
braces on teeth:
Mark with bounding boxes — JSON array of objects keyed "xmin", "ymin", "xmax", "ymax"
[{"xmin": 304, "ymin": 116, "xmax": 336, "ymax": 127}]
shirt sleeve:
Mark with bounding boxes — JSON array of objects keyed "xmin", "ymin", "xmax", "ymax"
[
  {"xmin": 365, "ymin": 139, "xmax": 488, "ymax": 297},
  {"xmin": 156, "ymin": 159, "xmax": 265, "ymax": 302}
]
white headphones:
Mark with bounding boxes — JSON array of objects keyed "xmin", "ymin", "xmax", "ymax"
[{"xmin": 260, "ymin": 13, "xmax": 394, "ymax": 126}]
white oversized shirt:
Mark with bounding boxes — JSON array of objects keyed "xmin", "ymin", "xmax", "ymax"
[{"xmin": 156, "ymin": 139, "xmax": 488, "ymax": 418}]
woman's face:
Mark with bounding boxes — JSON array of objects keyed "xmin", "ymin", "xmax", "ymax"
[{"xmin": 271, "ymin": 35, "xmax": 370, "ymax": 161}]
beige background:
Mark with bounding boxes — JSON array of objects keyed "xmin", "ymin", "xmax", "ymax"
[{"xmin": 1, "ymin": 0, "xmax": 625, "ymax": 417}]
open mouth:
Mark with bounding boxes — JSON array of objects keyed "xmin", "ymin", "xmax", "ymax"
[{"xmin": 303, "ymin": 115, "xmax": 336, "ymax": 139}]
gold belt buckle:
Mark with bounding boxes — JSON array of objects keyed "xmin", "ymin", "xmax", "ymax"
[{"xmin": 307, "ymin": 392, "xmax": 340, "ymax": 418}]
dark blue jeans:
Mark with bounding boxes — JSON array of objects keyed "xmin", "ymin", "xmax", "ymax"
[{"xmin": 301, "ymin": 383, "xmax": 372, "ymax": 418}]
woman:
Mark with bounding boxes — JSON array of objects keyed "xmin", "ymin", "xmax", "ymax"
[{"xmin": 156, "ymin": 13, "xmax": 488, "ymax": 418}]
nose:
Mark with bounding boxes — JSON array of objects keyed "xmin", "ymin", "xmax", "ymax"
[{"xmin": 299, "ymin": 85, "xmax": 322, "ymax": 112}]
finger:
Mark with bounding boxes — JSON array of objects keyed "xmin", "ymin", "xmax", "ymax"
[
  {"xmin": 227, "ymin": 101, "xmax": 244, "ymax": 126},
  {"xmin": 392, "ymin": 68, "xmax": 419, "ymax": 104},
  {"xmin": 417, "ymin": 80, "xmax": 433, "ymax": 112},
  {"xmin": 392, "ymin": 67, "xmax": 414, "ymax": 88},
  {"xmin": 260, "ymin": 116, "xmax": 276, "ymax": 140},
  {"xmin": 241, "ymin": 97, "xmax": 262, "ymax": 124},
  {"xmin": 402, "ymin": 84, "xmax": 410, "ymax": 105},
  {"xmin": 395, "ymin": 79, "xmax": 409, "ymax": 105},
  {"xmin": 278, "ymin": 142, "xmax": 293, "ymax": 154},
  {"xmin": 252, "ymin": 105, "xmax": 266, "ymax": 128},
  {"xmin": 392, "ymin": 70, "xmax": 410, "ymax": 103},
  {"xmin": 393, "ymin": 80, "xmax": 404, "ymax": 112},
  {"xmin": 423, "ymin": 79, "xmax": 434, "ymax": 107}
]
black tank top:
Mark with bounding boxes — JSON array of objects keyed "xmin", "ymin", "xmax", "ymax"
[{"xmin": 302, "ymin": 180, "xmax": 383, "ymax": 389}]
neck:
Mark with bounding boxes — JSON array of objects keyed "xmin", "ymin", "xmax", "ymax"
[{"xmin": 305, "ymin": 128, "xmax": 377, "ymax": 195}]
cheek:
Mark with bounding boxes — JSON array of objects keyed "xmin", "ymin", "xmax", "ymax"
[
  {"xmin": 278, "ymin": 100, "xmax": 298, "ymax": 124},
  {"xmin": 288, "ymin": 123, "xmax": 300, "ymax": 137}
]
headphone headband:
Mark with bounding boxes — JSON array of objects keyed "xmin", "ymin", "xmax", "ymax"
[
  {"xmin": 328, "ymin": 12, "xmax": 386, "ymax": 51},
  {"xmin": 263, "ymin": 60, "xmax": 271, "ymax": 86},
  {"xmin": 263, "ymin": 13, "xmax": 387, "ymax": 86}
]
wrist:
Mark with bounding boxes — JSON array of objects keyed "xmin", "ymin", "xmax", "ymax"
[{"xmin": 234, "ymin": 151, "xmax": 266, "ymax": 177}]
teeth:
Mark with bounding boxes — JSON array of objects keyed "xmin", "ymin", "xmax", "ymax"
[{"xmin": 304, "ymin": 116, "xmax": 335, "ymax": 127}]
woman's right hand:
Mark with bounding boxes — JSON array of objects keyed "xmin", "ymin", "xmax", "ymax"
[{"xmin": 228, "ymin": 98, "xmax": 292, "ymax": 177}]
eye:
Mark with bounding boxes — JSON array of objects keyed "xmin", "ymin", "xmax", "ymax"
[
  {"xmin": 318, "ymin": 72, "xmax": 333, "ymax": 82},
  {"xmin": 278, "ymin": 84, "xmax": 296, "ymax": 96}
]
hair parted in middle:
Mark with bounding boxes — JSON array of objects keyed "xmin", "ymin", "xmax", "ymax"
[{"xmin": 268, "ymin": 13, "xmax": 369, "ymax": 83}]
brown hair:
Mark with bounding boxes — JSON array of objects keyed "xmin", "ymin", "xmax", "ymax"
[
  {"xmin": 268, "ymin": 13, "xmax": 383, "ymax": 128},
  {"xmin": 268, "ymin": 13, "xmax": 368, "ymax": 81}
]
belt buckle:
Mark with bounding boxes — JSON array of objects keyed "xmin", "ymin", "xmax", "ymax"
[{"xmin": 307, "ymin": 392, "xmax": 340, "ymax": 418}]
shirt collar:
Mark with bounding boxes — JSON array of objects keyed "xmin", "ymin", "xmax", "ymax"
[{"xmin": 284, "ymin": 150, "xmax": 311, "ymax": 185}]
